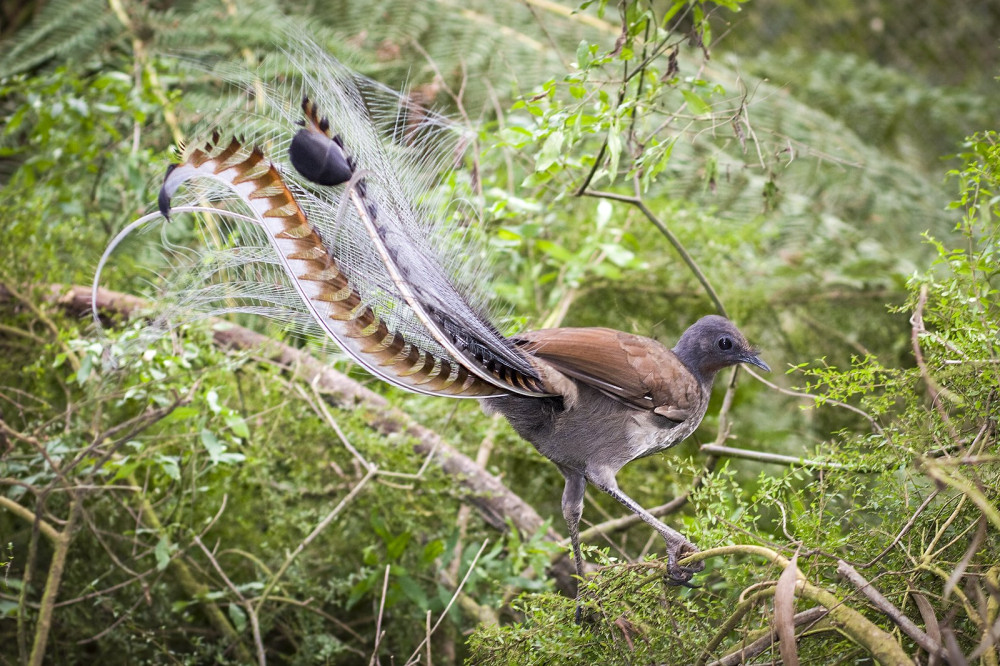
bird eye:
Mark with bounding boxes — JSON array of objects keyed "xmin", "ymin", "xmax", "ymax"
[{"xmin": 718, "ymin": 336, "xmax": 733, "ymax": 351}]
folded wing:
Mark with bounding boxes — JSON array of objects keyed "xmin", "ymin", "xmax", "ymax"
[{"xmin": 514, "ymin": 327, "xmax": 703, "ymax": 421}]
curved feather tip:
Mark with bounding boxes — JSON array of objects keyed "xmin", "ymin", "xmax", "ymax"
[{"xmin": 158, "ymin": 164, "xmax": 180, "ymax": 220}]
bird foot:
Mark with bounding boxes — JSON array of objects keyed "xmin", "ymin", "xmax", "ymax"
[{"xmin": 663, "ymin": 541, "xmax": 705, "ymax": 586}]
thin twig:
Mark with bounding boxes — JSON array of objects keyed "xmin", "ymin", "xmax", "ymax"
[
  {"xmin": 859, "ymin": 489, "xmax": 939, "ymax": 568},
  {"xmin": 258, "ymin": 595, "xmax": 365, "ymax": 651},
  {"xmin": 837, "ymin": 559, "xmax": 945, "ymax": 659},
  {"xmin": 743, "ymin": 367, "xmax": 883, "ymax": 434},
  {"xmin": 300, "ymin": 381, "xmax": 372, "ymax": 472},
  {"xmin": 404, "ymin": 539, "xmax": 490, "ymax": 666},
  {"xmin": 910, "ymin": 284, "xmax": 962, "ymax": 444},
  {"xmin": 195, "ymin": 536, "xmax": 265, "ymax": 666},
  {"xmin": 255, "ymin": 467, "xmax": 377, "ymax": 617},
  {"xmin": 425, "ymin": 610, "xmax": 432, "ymax": 666},
  {"xmin": 700, "ymin": 444, "xmax": 856, "ymax": 470},
  {"xmin": 369, "ymin": 565, "xmax": 391, "ymax": 666},
  {"xmin": 582, "ymin": 188, "xmax": 728, "ymax": 316}
]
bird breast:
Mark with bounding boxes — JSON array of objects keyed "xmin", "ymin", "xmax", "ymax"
[{"xmin": 626, "ymin": 405, "xmax": 705, "ymax": 462}]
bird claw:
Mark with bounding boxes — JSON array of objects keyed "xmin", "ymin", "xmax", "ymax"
[{"xmin": 663, "ymin": 542, "xmax": 705, "ymax": 586}]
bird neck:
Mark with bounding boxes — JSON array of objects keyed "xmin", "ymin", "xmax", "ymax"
[{"xmin": 672, "ymin": 340, "xmax": 717, "ymax": 389}]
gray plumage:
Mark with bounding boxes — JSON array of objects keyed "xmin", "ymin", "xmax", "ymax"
[{"xmin": 483, "ymin": 316, "xmax": 768, "ymax": 609}]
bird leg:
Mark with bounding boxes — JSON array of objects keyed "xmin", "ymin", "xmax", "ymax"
[
  {"xmin": 559, "ymin": 470, "xmax": 587, "ymax": 622},
  {"xmin": 590, "ymin": 471, "xmax": 704, "ymax": 584}
]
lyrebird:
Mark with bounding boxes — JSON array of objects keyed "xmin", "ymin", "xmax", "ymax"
[{"xmin": 96, "ymin": 42, "xmax": 768, "ymax": 615}]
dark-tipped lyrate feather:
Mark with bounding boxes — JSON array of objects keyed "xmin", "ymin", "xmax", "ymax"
[
  {"xmin": 289, "ymin": 97, "xmax": 354, "ymax": 187},
  {"xmin": 157, "ymin": 135, "xmax": 504, "ymax": 398}
]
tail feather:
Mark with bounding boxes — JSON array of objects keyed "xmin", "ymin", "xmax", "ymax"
[
  {"xmin": 158, "ymin": 136, "xmax": 502, "ymax": 398},
  {"xmin": 286, "ymin": 92, "xmax": 550, "ymax": 396},
  {"xmin": 100, "ymin": 39, "xmax": 556, "ymax": 400}
]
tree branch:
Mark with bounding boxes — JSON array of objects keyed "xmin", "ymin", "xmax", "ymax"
[
  {"xmin": 0, "ymin": 495, "xmax": 59, "ymax": 543},
  {"xmin": 582, "ymin": 189, "xmax": 727, "ymax": 316},
  {"xmin": 682, "ymin": 544, "xmax": 915, "ymax": 665},
  {"xmin": 837, "ymin": 560, "xmax": 944, "ymax": 659},
  {"xmin": 706, "ymin": 607, "xmax": 829, "ymax": 666}
]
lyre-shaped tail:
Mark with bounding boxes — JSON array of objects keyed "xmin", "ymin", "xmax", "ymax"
[
  {"xmin": 103, "ymin": 41, "xmax": 557, "ymax": 400},
  {"xmin": 286, "ymin": 98, "xmax": 551, "ymax": 396},
  {"xmin": 158, "ymin": 135, "xmax": 504, "ymax": 398}
]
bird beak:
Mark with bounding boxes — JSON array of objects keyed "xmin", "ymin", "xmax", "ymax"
[{"xmin": 741, "ymin": 353, "xmax": 770, "ymax": 373}]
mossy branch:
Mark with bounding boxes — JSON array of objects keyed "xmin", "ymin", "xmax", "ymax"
[
  {"xmin": 0, "ymin": 496, "xmax": 59, "ymax": 544},
  {"xmin": 682, "ymin": 545, "xmax": 915, "ymax": 665},
  {"xmin": 28, "ymin": 497, "xmax": 82, "ymax": 666}
]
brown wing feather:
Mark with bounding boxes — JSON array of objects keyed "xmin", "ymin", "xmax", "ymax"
[{"xmin": 515, "ymin": 328, "xmax": 702, "ymax": 419}]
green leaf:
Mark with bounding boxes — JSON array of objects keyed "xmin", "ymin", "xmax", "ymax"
[
  {"xmin": 595, "ymin": 199, "xmax": 612, "ymax": 228},
  {"xmin": 201, "ymin": 429, "xmax": 223, "ymax": 464},
  {"xmin": 535, "ymin": 239, "xmax": 573, "ymax": 263},
  {"xmin": 228, "ymin": 604, "xmax": 247, "ymax": 633},
  {"xmin": 225, "ymin": 413, "xmax": 250, "ymax": 439},
  {"xmin": 397, "ymin": 575, "xmax": 430, "ymax": 610},
  {"xmin": 385, "ymin": 531, "xmax": 411, "ymax": 560},
  {"xmin": 661, "ymin": 0, "xmax": 686, "ymax": 26},
  {"xmin": 576, "ymin": 40, "xmax": 591, "ymax": 69},
  {"xmin": 75, "ymin": 352, "xmax": 92, "ymax": 385},
  {"xmin": 154, "ymin": 536, "xmax": 174, "ymax": 572},
  {"xmin": 421, "ymin": 539, "xmax": 446, "ymax": 566},
  {"xmin": 606, "ymin": 124, "xmax": 622, "ymax": 183},
  {"xmin": 155, "ymin": 454, "xmax": 181, "ymax": 481},
  {"xmin": 496, "ymin": 227, "xmax": 522, "ymax": 241},
  {"xmin": 600, "ymin": 243, "xmax": 635, "ymax": 266},
  {"xmin": 499, "ymin": 126, "xmax": 532, "ymax": 147},
  {"xmin": 681, "ymin": 89, "xmax": 712, "ymax": 116},
  {"xmin": 205, "ymin": 389, "xmax": 221, "ymax": 414},
  {"xmin": 346, "ymin": 575, "xmax": 375, "ymax": 609},
  {"xmin": 163, "ymin": 406, "xmax": 200, "ymax": 423},
  {"xmin": 536, "ymin": 130, "xmax": 564, "ymax": 172}
]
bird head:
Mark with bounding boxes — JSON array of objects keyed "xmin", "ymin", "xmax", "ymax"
[{"xmin": 672, "ymin": 315, "xmax": 769, "ymax": 380}]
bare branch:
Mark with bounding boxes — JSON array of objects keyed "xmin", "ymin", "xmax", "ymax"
[
  {"xmin": 700, "ymin": 443, "xmax": 857, "ymax": 470},
  {"xmin": 582, "ymin": 188, "xmax": 728, "ymax": 316},
  {"xmin": 837, "ymin": 559, "xmax": 944, "ymax": 659},
  {"xmin": 684, "ymin": 544, "xmax": 914, "ymax": 665},
  {"xmin": 369, "ymin": 565, "xmax": 391, "ymax": 666},
  {"xmin": 0, "ymin": 496, "xmax": 59, "ymax": 543},
  {"xmin": 404, "ymin": 539, "xmax": 490, "ymax": 666}
]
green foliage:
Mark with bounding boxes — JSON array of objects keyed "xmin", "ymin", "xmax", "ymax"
[
  {"xmin": 2, "ymin": 1, "xmax": 999, "ymax": 664},
  {"xmin": 1, "ymin": 63, "xmax": 171, "ymax": 286}
]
